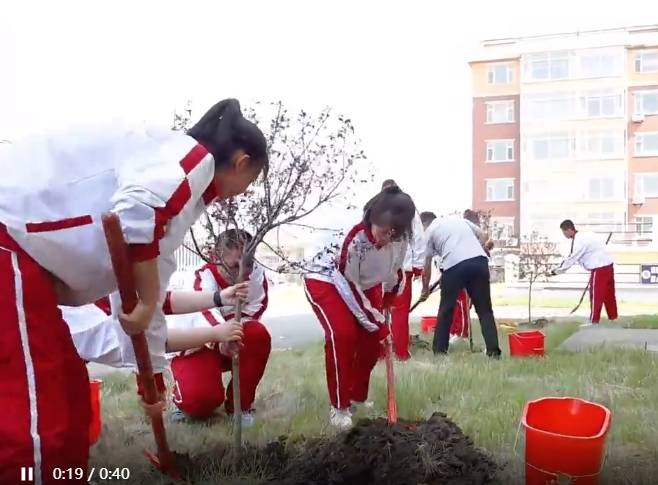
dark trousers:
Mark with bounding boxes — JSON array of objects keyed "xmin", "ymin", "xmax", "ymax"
[{"xmin": 433, "ymin": 256, "xmax": 501, "ymax": 356}]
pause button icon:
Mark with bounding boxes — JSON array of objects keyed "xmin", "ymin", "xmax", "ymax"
[{"xmin": 21, "ymin": 467, "xmax": 34, "ymax": 482}]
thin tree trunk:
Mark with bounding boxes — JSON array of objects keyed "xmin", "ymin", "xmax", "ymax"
[
  {"xmin": 528, "ymin": 277, "xmax": 533, "ymax": 325},
  {"xmin": 231, "ymin": 255, "xmax": 249, "ymax": 454}
]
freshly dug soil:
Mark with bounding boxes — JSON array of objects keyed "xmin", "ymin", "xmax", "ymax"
[
  {"xmin": 176, "ymin": 412, "xmax": 497, "ymax": 485},
  {"xmin": 274, "ymin": 413, "xmax": 496, "ymax": 485}
]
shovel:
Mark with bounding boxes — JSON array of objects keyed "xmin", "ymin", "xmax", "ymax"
[
  {"xmin": 383, "ymin": 309, "xmax": 397, "ymax": 423},
  {"xmin": 102, "ymin": 213, "xmax": 180, "ymax": 480}
]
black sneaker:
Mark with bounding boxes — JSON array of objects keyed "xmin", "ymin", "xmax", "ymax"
[{"xmin": 486, "ymin": 349, "xmax": 502, "ymax": 360}]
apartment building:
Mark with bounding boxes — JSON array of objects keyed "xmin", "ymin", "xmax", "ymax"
[{"xmin": 471, "ymin": 25, "xmax": 658, "ymax": 263}]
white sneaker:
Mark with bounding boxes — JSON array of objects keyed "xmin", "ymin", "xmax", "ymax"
[
  {"xmin": 330, "ymin": 407, "xmax": 353, "ymax": 430},
  {"xmin": 580, "ymin": 320, "xmax": 594, "ymax": 328},
  {"xmin": 349, "ymin": 400, "xmax": 374, "ymax": 414},
  {"xmin": 241, "ymin": 411, "xmax": 256, "ymax": 428},
  {"xmin": 449, "ymin": 335, "xmax": 467, "ymax": 344}
]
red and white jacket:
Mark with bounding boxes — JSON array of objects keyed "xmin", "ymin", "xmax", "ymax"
[
  {"xmin": 305, "ymin": 222, "xmax": 407, "ymax": 332},
  {"xmin": 0, "ymin": 124, "xmax": 220, "ymax": 371},
  {"xmin": 191, "ymin": 262, "xmax": 269, "ymax": 324},
  {"xmin": 556, "ymin": 231, "xmax": 614, "ymax": 273},
  {"xmin": 0, "ymin": 124, "xmax": 219, "ymax": 304},
  {"xmin": 403, "ymin": 212, "xmax": 426, "ymax": 272}
]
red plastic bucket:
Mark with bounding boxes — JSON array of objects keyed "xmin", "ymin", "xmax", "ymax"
[
  {"xmin": 89, "ymin": 379, "xmax": 102, "ymax": 445},
  {"xmin": 509, "ymin": 330, "xmax": 545, "ymax": 357},
  {"xmin": 420, "ymin": 316, "xmax": 437, "ymax": 334},
  {"xmin": 522, "ymin": 397, "xmax": 612, "ymax": 484}
]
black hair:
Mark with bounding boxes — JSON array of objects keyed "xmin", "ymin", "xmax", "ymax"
[
  {"xmin": 420, "ymin": 211, "xmax": 437, "ymax": 226},
  {"xmin": 218, "ymin": 229, "xmax": 253, "ymax": 250},
  {"xmin": 463, "ymin": 209, "xmax": 479, "ymax": 226},
  {"xmin": 381, "ymin": 179, "xmax": 398, "ymax": 190},
  {"xmin": 187, "ymin": 98, "xmax": 268, "ymax": 170},
  {"xmin": 363, "ymin": 186, "xmax": 416, "ymax": 240},
  {"xmin": 560, "ymin": 219, "xmax": 576, "ymax": 231}
]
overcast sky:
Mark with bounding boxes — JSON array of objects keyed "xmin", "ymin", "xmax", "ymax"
[{"xmin": 1, "ymin": 0, "xmax": 655, "ymax": 222}]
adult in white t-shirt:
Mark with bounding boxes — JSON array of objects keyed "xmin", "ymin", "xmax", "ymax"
[{"xmin": 420, "ymin": 214, "xmax": 501, "ymax": 357}]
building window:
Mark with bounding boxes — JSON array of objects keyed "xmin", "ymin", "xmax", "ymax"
[
  {"xmin": 486, "ymin": 178, "xmax": 515, "ymax": 202},
  {"xmin": 587, "ymin": 177, "xmax": 618, "ymax": 201},
  {"xmin": 635, "ymin": 132, "xmax": 658, "ymax": 157},
  {"xmin": 525, "ymin": 51, "xmax": 570, "ymax": 81},
  {"xmin": 525, "ymin": 94, "xmax": 573, "ymax": 121},
  {"xmin": 528, "ymin": 133, "xmax": 573, "ymax": 161},
  {"xmin": 635, "ymin": 216, "xmax": 654, "ymax": 235},
  {"xmin": 577, "ymin": 130, "xmax": 624, "ymax": 160},
  {"xmin": 635, "ymin": 173, "xmax": 658, "ymax": 198},
  {"xmin": 581, "ymin": 89, "xmax": 623, "ymax": 118},
  {"xmin": 490, "ymin": 217, "xmax": 515, "ymax": 239},
  {"xmin": 579, "ymin": 50, "xmax": 622, "ymax": 78},
  {"xmin": 487, "ymin": 64, "xmax": 513, "ymax": 84},
  {"xmin": 587, "ymin": 212, "xmax": 625, "ymax": 232},
  {"xmin": 634, "ymin": 91, "xmax": 658, "ymax": 116},
  {"xmin": 634, "ymin": 50, "xmax": 658, "ymax": 73},
  {"xmin": 485, "ymin": 100, "xmax": 515, "ymax": 123},
  {"xmin": 486, "ymin": 140, "xmax": 514, "ymax": 162}
]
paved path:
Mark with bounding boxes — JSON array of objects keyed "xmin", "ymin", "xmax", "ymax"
[{"xmin": 560, "ymin": 327, "xmax": 658, "ymax": 352}]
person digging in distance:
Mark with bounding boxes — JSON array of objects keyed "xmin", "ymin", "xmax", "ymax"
[
  {"xmin": 550, "ymin": 220, "xmax": 617, "ymax": 326},
  {"xmin": 419, "ymin": 213, "xmax": 501, "ymax": 358},
  {"xmin": 0, "ymin": 97, "xmax": 267, "ymax": 484},
  {"xmin": 305, "ymin": 186, "xmax": 415, "ymax": 430}
]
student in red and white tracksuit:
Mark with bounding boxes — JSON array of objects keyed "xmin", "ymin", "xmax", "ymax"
[
  {"xmin": 378, "ymin": 179, "xmax": 426, "ymax": 360},
  {"xmin": 304, "ymin": 186, "xmax": 415, "ymax": 429},
  {"xmin": 0, "ymin": 99, "xmax": 267, "ymax": 485},
  {"xmin": 169, "ymin": 230, "xmax": 271, "ymax": 424},
  {"xmin": 552, "ymin": 220, "xmax": 617, "ymax": 325}
]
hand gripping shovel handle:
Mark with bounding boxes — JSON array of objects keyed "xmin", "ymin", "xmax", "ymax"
[
  {"xmin": 410, "ymin": 278, "xmax": 441, "ymax": 313},
  {"xmin": 101, "ymin": 213, "xmax": 180, "ymax": 480},
  {"xmin": 384, "ymin": 309, "xmax": 397, "ymax": 423}
]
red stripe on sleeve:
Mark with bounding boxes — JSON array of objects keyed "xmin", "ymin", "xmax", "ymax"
[
  {"xmin": 128, "ymin": 145, "xmax": 208, "ymax": 263},
  {"xmin": 194, "ymin": 267, "xmax": 220, "ymax": 326},
  {"xmin": 338, "ymin": 223, "xmax": 365, "ymax": 273},
  {"xmin": 26, "ymin": 215, "xmax": 93, "ymax": 233}
]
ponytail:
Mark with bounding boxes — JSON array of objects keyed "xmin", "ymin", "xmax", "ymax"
[{"xmin": 187, "ymin": 98, "xmax": 268, "ymax": 169}]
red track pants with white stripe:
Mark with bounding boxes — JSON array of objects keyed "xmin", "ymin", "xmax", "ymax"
[
  {"xmin": 0, "ymin": 226, "xmax": 90, "ymax": 485},
  {"xmin": 171, "ymin": 321, "xmax": 271, "ymax": 419},
  {"xmin": 391, "ymin": 271, "xmax": 413, "ymax": 360},
  {"xmin": 449, "ymin": 290, "xmax": 471, "ymax": 338},
  {"xmin": 589, "ymin": 264, "xmax": 618, "ymax": 324},
  {"xmin": 304, "ymin": 279, "xmax": 382, "ymax": 410}
]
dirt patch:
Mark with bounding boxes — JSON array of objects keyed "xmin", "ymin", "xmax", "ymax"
[
  {"xmin": 276, "ymin": 413, "xmax": 496, "ymax": 485},
  {"xmin": 177, "ymin": 413, "xmax": 497, "ymax": 484}
]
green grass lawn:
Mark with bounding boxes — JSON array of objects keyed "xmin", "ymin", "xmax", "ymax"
[{"xmin": 90, "ymin": 321, "xmax": 658, "ymax": 484}]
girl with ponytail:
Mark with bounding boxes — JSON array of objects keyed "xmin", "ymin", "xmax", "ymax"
[{"xmin": 0, "ymin": 98, "xmax": 267, "ymax": 484}]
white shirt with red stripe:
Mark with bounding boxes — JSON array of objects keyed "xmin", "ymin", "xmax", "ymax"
[
  {"xmin": 0, "ymin": 124, "xmax": 220, "ymax": 372},
  {"xmin": 403, "ymin": 212, "xmax": 426, "ymax": 272},
  {"xmin": 556, "ymin": 231, "xmax": 614, "ymax": 273},
  {"xmin": 192, "ymin": 262, "xmax": 269, "ymax": 325},
  {"xmin": 305, "ymin": 222, "xmax": 407, "ymax": 332},
  {"xmin": 0, "ymin": 123, "xmax": 218, "ymax": 305}
]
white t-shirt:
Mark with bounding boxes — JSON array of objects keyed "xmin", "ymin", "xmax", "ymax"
[{"xmin": 425, "ymin": 216, "xmax": 487, "ymax": 271}]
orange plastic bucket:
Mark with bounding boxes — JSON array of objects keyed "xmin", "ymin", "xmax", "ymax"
[
  {"xmin": 420, "ymin": 316, "xmax": 437, "ymax": 333},
  {"xmin": 522, "ymin": 397, "xmax": 612, "ymax": 484},
  {"xmin": 509, "ymin": 330, "xmax": 545, "ymax": 357},
  {"xmin": 89, "ymin": 379, "xmax": 102, "ymax": 445}
]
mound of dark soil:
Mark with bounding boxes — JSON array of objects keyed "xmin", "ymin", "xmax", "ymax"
[
  {"xmin": 176, "ymin": 412, "xmax": 496, "ymax": 484},
  {"xmin": 274, "ymin": 413, "xmax": 496, "ymax": 485}
]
